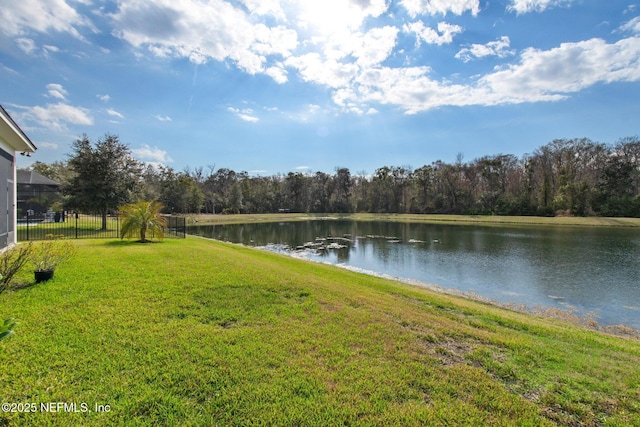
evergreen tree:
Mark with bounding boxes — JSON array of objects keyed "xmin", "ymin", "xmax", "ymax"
[{"xmin": 65, "ymin": 134, "xmax": 142, "ymax": 230}]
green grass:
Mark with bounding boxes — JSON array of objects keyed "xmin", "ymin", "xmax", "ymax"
[
  {"xmin": 1, "ymin": 237, "xmax": 639, "ymax": 426},
  {"xmin": 186, "ymin": 212, "xmax": 640, "ymax": 228}
]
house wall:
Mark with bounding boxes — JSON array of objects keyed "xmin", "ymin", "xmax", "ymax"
[
  {"xmin": 0, "ymin": 141, "xmax": 15, "ymax": 248},
  {"xmin": 0, "ymin": 106, "xmax": 36, "ymax": 250}
]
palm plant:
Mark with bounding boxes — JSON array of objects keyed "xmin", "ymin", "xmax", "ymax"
[
  {"xmin": 0, "ymin": 318, "xmax": 16, "ymax": 341},
  {"xmin": 119, "ymin": 200, "xmax": 167, "ymax": 242}
]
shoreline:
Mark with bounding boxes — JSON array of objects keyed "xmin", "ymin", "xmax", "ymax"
[
  {"xmin": 289, "ymin": 248, "xmax": 640, "ymax": 339},
  {"xmin": 184, "ymin": 212, "xmax": 640, "ymax": 228},
  {"xmin": 193, "ymin": 234, "xmax": 640, "ymax": 339}
]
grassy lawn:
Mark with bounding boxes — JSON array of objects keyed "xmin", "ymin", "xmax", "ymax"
[
  {"xmin": 185, "ymin": 212, "xmax": 640, "ymax": 228},
  {"xmin": 1, "ymin": 237, "xmax": 639, "ymax": 425}
]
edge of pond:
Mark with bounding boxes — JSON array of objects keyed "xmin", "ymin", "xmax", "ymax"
[
  {"xmin": 188, "ymin": 233, "xmax": 640, "ymax": 340},
  {"xmin": 184, "ymin": 213, "xmax": 640, "ymax": 228}
]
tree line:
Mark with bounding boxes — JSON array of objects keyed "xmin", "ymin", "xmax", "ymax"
[{"xmin": 31, "ymin": 134, "xmax": 640, "ymax": 218}]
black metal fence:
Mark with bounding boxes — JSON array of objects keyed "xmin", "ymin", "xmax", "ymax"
[
  {"xmin": 18, "ymin": 212, "xmax": 186, "ymax": 241},
  {"xmin": 165, "ymin": 215, "xmax": 187, "ymax": 239}
]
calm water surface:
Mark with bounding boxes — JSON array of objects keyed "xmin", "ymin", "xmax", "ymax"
[{"xmin": 189, "ymin": 220, "xmax": 640, "ymax": 328}]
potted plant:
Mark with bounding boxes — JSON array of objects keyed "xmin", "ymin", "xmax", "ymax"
[{"xmin": 29, "ymin": 237, "xmax": 76, "ymax": 283}]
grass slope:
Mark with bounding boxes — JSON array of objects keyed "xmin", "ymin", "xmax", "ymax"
[{"xmin": 1, "ymin": 237, "xmax": 639, "ymax": 426}]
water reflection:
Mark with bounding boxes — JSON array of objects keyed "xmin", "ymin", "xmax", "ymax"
[{"xmin": 189, "ymin": 220, "xmax": 640, "ymax": 328}]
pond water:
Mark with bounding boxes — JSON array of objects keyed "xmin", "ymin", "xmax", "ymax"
[{"xmin": 188, "ymin": 220, "xmax": 640, "ymax": 329}]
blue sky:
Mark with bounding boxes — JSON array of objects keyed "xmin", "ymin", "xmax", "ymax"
[{"xmin": 2, "ymin": 0, "xmax": 640, "ymax": 175}]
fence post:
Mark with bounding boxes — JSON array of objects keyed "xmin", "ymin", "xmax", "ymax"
[
  {"xmin": 75, "ymin": 212, "xmax": 78, "ymax": 239},
  {"xmin": 26, "ymin": 211, "xmax": 29, "ymax": 241}
]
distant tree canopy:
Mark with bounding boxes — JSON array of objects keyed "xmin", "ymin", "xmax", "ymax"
[
  {"xmin": 32, "ymin": 135, "xmax": 640, "ymax": 218},
  {"xmin": 64, "ymin": 134, "xmax": 142, "ymax": 230}
]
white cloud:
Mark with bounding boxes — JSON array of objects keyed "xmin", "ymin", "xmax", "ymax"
[
  {"xmin": 345, "ymin": 65, "xmax": 470, "ymax": 114},
  {"xmin": 295, "ymin": 165, "xmax": 310, "ymax": 170},
  {"xmin": 106, "ymin": 108, "xmax": 124, "ymax": 119},
  {"xmin": 227, "ymin": 107, "xmax": 259, "ymax": 123},
  {"xmin": 132, "ymin": 144, "xmax": 173, "ymax": 165},
  {"xmin": 265, "ymin": 64, "xmax": 288, "ymax": 83},
  {"xmin": 508, "ymin": 0, "xmax": 574, "ymax": 14},
  {"xmin": 404, "ymin": 21, "xmax": 463, "ymax": 46},
  {"xmin": 332, "ymin": 87, "xmax": 371, "ymax": 114},
  {"xmin": 111, "ymin": 0, "xmax": 298, "ymax": 77},
  {"xmin": 239, "ymin": 0, "xmax": 286, "ymax": 20},
  {"xmin": 286, "ymin": 53, "xmax": 360, "ymax": 88},
  {"xmin": 621, "ymin": 16, "xmax": 640, "ymax": 34},
  {"xmin": 331, "ymin": 36, "xmax": 640, "ymax": 114},
  {"xmin": 0, "ymin": 0, "xmax": 95, "ymax": 38},
  {"xmin": 353, "ymin": 26, "xmax": 399, "ymax": 67},
  {"xmin": 43, "ymin": 45, "xmax": 60, "ymax": 55},
  {"xmin": 293, "ymin": 0, "xmax": 388, "ymax": 35},
  {"xmin": 18, "ymin": 102, "xmax": 94, "ymax": 131},
  {"xmin": 455, "ymin": 36, "xmax": 515, "ymax": 62},
  {"xmin": 16, "ymin": 39, "xmax": 62, "ymax": 57},
  {"xmin": 15, "ymin": 38, "xmax": 36, "ymax": 55},
  {"xmin": 46, "ymin": 83, "xmax": 67, "ymax": 100},
  {"xmin": 306, "ymin": 25, "xmax": 399, "ymax": 72},
  {"xmin": 109, "ymin": 0, "xmax": 394, "ymax": 85},
  {"xmin": 0, "ymin": 64, "xmax": 18, "ymax": 74},
  {"xmin": 400, "ymin": 0, "xmax": 480, "ymax": 17},
  {"xmin": 478, "ymin": 37, "xmax": 640, "ymax": 103},
  {"xmin": 251, "ymin": 23, "xmax": 299, "ymax": 58},
  {"xmin": 5, "ymin": 0, "xmax": 636, "ymax": 123},
  {"xmin": 238, "ymin": 114, "xmax": 259, "ymax": 123}
]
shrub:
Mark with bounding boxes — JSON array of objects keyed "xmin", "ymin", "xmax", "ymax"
[
  {"xmin": 119, "ymin": 200, "xmax": 167, "ymax": 242},
  {"xmin": 0, "ymin": 243, "xmax": 33, "ymax": 293},
  {"xmin": 29, "ymin": 238, "xmax": 76, "ymax": 272}
]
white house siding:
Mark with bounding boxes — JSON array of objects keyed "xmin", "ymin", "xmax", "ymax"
[
  {"xmin": 0, "ymin": 145, "xmax": 13, "ymax": 248},
  {"xmin": 0, "ymin": 106, "xmax": 36, "ymax": 249}
]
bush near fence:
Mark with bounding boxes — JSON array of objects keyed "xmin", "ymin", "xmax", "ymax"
[{"xmin": 17, "ymin": 212, "xmax": 185, "ymax": 241}]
